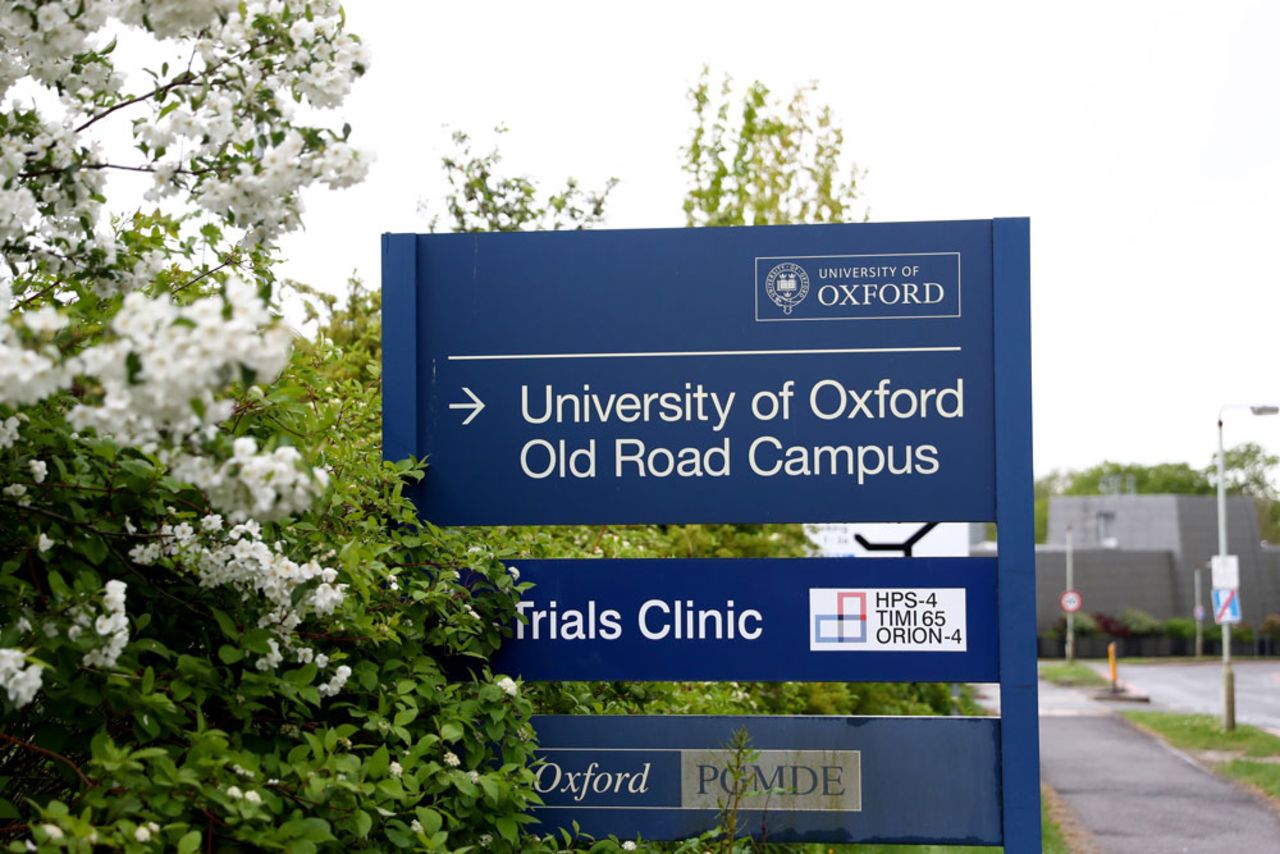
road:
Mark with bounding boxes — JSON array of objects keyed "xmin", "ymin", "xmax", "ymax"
[
  {"xmin": 1100, "ymin": 660, "xmax": 1280, "ymax": 731},
  {"xmin": 1027, "ymin": 675, "xmax": 1280, "ymax": 853}
]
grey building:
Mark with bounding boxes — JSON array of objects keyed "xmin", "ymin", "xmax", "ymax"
[{"xmin": 1031, "ymin": 494, "xmax": 1280, "ymax": 631}]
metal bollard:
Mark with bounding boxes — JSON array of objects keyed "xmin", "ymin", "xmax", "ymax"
[{"xmin": 1107, "ymin": 641, "xmax": 1119, "ymax": 694}]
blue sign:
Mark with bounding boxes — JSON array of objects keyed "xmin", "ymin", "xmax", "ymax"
[
  {"xmin": 383, "ymin": 220, "xmax": 996, "ymax": 526},
  {"xmin": 1212, "ymin": 587, "xmax": 1241, "ymax": 624},
  {"xmin": 492, "ymin": 557, "xmax": 998, "ymax": 682},
  {"xmin": 382, "ymin": 219, "xmax": 1040, "ymax": 850},
  {"xmin": 528, "ymin": 714, "xmax": 1002, "ymax": 844}
]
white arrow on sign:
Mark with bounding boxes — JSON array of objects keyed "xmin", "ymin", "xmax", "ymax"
[{"xmin": 448, "ymin": 387, "xmax": 486, "ymax": 425}]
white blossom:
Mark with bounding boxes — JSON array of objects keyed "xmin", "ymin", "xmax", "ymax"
[
  {"xmin": 171, "ymin": 435, "xmax": 328, "ymax": 522},
  {"xmin": 28, "ymin": 459, "xmax": 47, "ymax": 483},
  {"xmin": 39, "ymin": 825, "xmax": 62, "ymax": 842},
  {"xmin": 66, "ymin": 283, "xmax": 298, "ymax": 455},
  {"xmin": 21, "ymin": 307, "xmax": 66, "ymax": 335},
  {"xmin": 37, "ymin": 533, "xmax": 53, "ymax": 553},
  {"xmin": 82, "ymin": 580, "xmax": 128, "ymax": 669},
  {"xmin": 495, "ymin": 676, "xmax": 518, "ymax": 697},
  {"xmin": 0, "ymin": 416, "xmax": 21, "ymax": 449},
  {"xmin": 0, "ymin": 649, "xmax": 43, "ymax": 707},
  {"xmin": 243, "ymin": 790, "xmax": 261, "ymax": 804},
  {"xmin": 254, "ymin": 638, "xmax": 283, "ymax": 672},
  {"xmin": 410, "ymin": 819, "xmax": 424, "ymax": 834},
  {"xmin": 443, "ymin": 752, "xmax": 460, "ymax": 768},
  {"xmin": 388, "ymin": 760, "xmax": 403, "ymax": 778},
  {"xmin": 317, "ymin": 664, "xmax": 351, "ymax": 697}
]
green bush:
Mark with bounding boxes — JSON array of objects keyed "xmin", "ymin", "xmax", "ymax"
[
  {"xmin": 1121, "ymin": 608, "xmax": 1162, "ymax": 637},
  {"xmin": 1163, "ymin": 617, "xmax": 1197, "ymax": 640},
  {"xmin": 1070, "ymin": 612, "xmax": 1099, "ymax": 637}
]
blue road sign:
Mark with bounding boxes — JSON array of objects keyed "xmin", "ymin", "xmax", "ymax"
[
  {"xmin": 1212, "ymin": 587, "xmax": 1241, "ymax": 624},
  {"xmin": 383, "ymin": 221, "xmax": 997, "ymax": 526},
  {"xmin": 528, "ymin": 714, "xmax": 1002, "ymax": 844},
  {"xmin": 492, "ymin": 557, "xmax": 998, "ymax": 682}
]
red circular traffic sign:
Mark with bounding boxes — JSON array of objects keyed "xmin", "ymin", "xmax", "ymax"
[{"xmin": 1059, "ymin": 589, "xmax": 1083, "ymax": 613}]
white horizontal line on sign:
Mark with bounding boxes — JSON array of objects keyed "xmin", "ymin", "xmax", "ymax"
[{"xmin": 448, "ymin": 345, "xmax": 962, "ymax": 362}]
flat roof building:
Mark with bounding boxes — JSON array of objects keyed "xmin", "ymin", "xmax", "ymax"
[{"xmin": 1032, "ymin": 494, "xmax": 1280, "ymax": 630}]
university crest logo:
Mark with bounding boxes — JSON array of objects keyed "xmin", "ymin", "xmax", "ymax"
[{"xmin": 764, "ymin": 262, "xmax": 809, "ymax": 314}]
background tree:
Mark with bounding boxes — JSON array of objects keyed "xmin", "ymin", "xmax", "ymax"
[
  {"xmin": 1033, "ymin": 443, "xmax": 1280, "ymax": 542},
  {"xmin": 683, "ymin": 68, "xmax": 866, "ymax": 228},
  {"xmin": 424, "ymin": 128, "xmax": 616, "ymax": 233}
]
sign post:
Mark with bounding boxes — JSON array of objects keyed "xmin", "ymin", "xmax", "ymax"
[{"xmin": 382, "ymin": 218, "xmax": 1039, "ymax": 849}]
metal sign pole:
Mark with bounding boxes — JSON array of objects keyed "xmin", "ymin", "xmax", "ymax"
[
  {"xmin": 993, "ymin": 218, "xmax": 1041, "ymax": 851},
  {"xmin": 1066, "ymin": 525, "xmax": 1075, "ymax": 663}
]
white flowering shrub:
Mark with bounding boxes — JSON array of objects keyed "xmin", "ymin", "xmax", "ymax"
[{"xmin": 0, "ymin": 4, "xmax": 547, "ymax": 851}]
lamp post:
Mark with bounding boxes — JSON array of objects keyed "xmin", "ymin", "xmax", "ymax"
[{"xmin": 1216, "ymin": 403, "xmax": 1279, "ymax": 731}]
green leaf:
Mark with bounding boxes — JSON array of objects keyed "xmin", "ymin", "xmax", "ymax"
[
  {"xmin": 366, "ymin": 745, "xmax": 388, "ymax": 779},
  {"xmin": 217, "ymin": 645, "xmax": 243, "ymax": 665},
  {"xmin": 211, "ymin": 608, "xmax": 239, "ymax": 640},
  {"xmin": 496, "ymin": 815, "xmax": 517, "ymax": 844},
  {"xmin": 240, "ymin": 628, "xmax": 273, "ymax": 655},
  {"xmin": 177, "ymin": 830, "xmax": 201, "ymax": 854},
  {"xmin": 414, "ymin": 807, "xmax": 442, "ymax": 835},
  {"xmin": 439, "ymin": 722, "xmax": 462, "ymax": 742},
  {"xmin": 282, "ymin": 663, "xmax": 316, "ymax": 686},
  {"xmin": 125, "ymin": 351, "xmax": 143, "ymax": 384},
  {"xmin": 131, "ymin": 638, "xmax": 172, "ymax": 660}
]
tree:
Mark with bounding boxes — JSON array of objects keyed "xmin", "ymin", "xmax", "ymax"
[
  {"xmin": 683, "ymin": 68, "xmax": 866, "ymax": 228},
  {"xmin": 425, "ymin": 128, "xmax": 616, "ymax": 233},
  {"xmin": 1063, "ymin": 461, "xmax": 1212, "ymax": 496},
  {"xmin": 1033, "ymin": 444, "xmax": 1280, "ymax": 542},
  {"xmin": 1208, "ymin": 442, "xmax": 1279, "ymax": 500}
]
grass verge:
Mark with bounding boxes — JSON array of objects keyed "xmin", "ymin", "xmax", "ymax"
[
  {"xmin": 1122, "ymin": 711, "xmax": 1280, "ymax": 800},
  {"xmin": 1039, "ymin": 662, "xmax": 1109, "ymax": 688}
]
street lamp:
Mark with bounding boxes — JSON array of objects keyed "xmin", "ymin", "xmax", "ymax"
[{"xmin": 1216, "ymin": 403, "xmax": 1279, "ymax": 731}]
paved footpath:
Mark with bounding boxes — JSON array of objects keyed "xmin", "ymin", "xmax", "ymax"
[{"xmin": 1034, "ymin": 680, "xmax": 1280, "ymax": 853}]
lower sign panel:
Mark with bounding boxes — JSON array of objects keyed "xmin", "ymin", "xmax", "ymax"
[
  {"xmin": 530, "ymin": 715, "xmax": 1002, "ymax": 844},
  {"xmin": 494, "ymin": 557, "xmax": 998, "ymax": 682}
]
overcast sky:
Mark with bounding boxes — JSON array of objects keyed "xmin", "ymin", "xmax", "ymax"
[{"xmin": 278, "ymin": 0, "xmax": 1280, "ymax": 478}]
